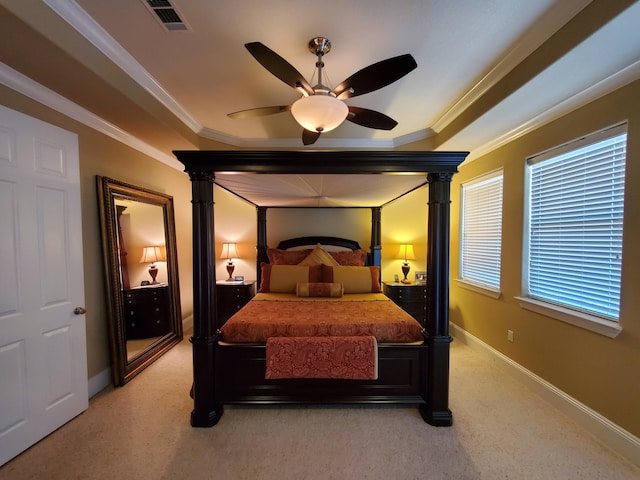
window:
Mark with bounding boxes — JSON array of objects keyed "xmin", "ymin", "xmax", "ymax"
[
  {"xmin": 459, "ymin": 170, "xmax": 503, "ymax": 294},
  {"xmin": 522, "ymin": 125, "xmax": 626, "ymax": 331}
]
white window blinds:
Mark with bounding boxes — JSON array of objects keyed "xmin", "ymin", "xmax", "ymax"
[
  {"xmin": 460, "ymin": 171, "xmax": 503, "ymax": 290},
  {"xmin": 525, "ymin": 127, "xmax": 627, "ymax": 320}
]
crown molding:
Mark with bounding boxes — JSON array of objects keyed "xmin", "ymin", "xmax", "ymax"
[
  {"xmin": 465, "ymin": 60, "xmax": 640, "ymax": 163},
  {"xmin": 4, "ymin": 54, "xmax": 636, "ymax": 168},
  {"xmin": 11, "ymin": 0, "xmax": 636, "ymax": 161},
  {"xmin": 0, "ymin": 62, "xmax": 182, "ymax": 170},
  {"xmin": 431, "ymin": 0, "xmax": 591, "ymax": 134},
  {"xmin": 42, "ymin": 0, "xmax": 202, "ymax": 133},
  {"xmin": 39, "ymin": 0, "xmax": 442, "ymax": 152},
  {"xmin": 197, "ymin": 126, "xmax": 435, "ymax": 149},
  {"xmin": 392, "ymin": 128, "xmax": 436, "ymax": 147}
]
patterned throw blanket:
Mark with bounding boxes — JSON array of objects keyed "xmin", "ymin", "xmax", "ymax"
[{"xmin": 265, "ymin": 336, "xmax": 378, "ymax": 380}]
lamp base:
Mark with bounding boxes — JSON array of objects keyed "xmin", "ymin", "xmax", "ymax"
[
  {"xmin": 226, "ymin": 262, "xmax": 235, "ymax": 282},
  {"xmin": 401, "ymin": 262, "xmax": 411, "ymax": 284},
  {"xmin": 148, "ymin": 265, "xmax": 159, "ymax": 285}
]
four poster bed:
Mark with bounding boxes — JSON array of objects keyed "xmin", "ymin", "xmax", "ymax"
[{"xmin": 175, "ymin": 150, "xmax": 468, "ymax": 427}]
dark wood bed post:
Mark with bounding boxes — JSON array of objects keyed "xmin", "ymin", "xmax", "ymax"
[
  {"xmin": 420, "ymin": 172, "xmax": 454, "ymax": 426},
  {"xmin": 187, "ymin": 170, "xmax": 224, "ymax": 427},
  {"xmin": 370, "ymin": 207, "xmax": 382, "ymax": 268},
  {"xmin": 256, "ymin": 206, "xmax": 268, "ymax": 290}
]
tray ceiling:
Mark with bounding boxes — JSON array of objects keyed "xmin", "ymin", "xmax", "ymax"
[{"xmin": 1, "ymin": 1, "xmax": 639, "ymax": 205}]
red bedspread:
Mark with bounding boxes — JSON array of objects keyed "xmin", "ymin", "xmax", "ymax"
[
  {"xmin": 220, "ymin": 294, "xmax": 424, "ymax": 344},
  {"xmin": 265, "ymin": 336, "xmax": 378, "ymax": 380}
]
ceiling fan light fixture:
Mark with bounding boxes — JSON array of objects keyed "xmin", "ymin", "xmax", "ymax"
[{"xmin": 291, "ymin": 94, "xmax": 348, "ymax": 133}]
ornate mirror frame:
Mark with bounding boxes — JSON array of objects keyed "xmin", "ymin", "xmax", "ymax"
[{"xmin": 97, "ymin": 176, "xmax": 183, "ymax": 385}]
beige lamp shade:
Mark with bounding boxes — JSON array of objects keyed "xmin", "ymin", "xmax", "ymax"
[
  {"xmin": 139, "ymin": 245, "xmax": 166, "ymax": 264},
  {"xmin": 395, "ymin": 244, "xmax": 416, "ymax": 261},
  {"xmin": 220, "ymin": 243, "xmax": 239, "ymax": 260}
]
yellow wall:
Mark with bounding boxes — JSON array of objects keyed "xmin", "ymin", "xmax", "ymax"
[
  {"xmin": 0, "ymin": 85, "xmax": 195, "ymax": 383},
  {"xmin": 213, "ymin": 186, "xmax": 257, "ymax": 282},
  {"xmin": 449, "ymin": 79, "xmax": 640, "ymax": 437},
  {"xmin": 381, "ymin": 186, "xmax": 429, "ymax": 283}
]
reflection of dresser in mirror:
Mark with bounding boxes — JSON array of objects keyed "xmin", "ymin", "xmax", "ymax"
[{"xmin": 123, "ymin": 285, "xmax": 171, "ymax": 339}]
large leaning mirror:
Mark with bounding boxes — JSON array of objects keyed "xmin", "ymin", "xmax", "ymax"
[{"xmin": 97, "ymin": 176, "xmax": 182, "ymax": 386}]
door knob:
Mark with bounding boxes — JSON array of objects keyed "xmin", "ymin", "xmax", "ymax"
[{"xmin": 73, "ymin": 307, "xmax": 87, "ymax": 315}]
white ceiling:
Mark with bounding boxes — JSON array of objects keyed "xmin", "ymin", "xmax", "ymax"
[
  {"xmin": 215, "ymin": 173, "xmax": 429, "ymax": 207},
  {"xmin": 1, "ymin": 0, "xmax": 639, "ymax": 206}
]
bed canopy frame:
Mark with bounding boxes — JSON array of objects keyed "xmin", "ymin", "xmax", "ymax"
[{"xmin": 175, "ymin": 150, "xmax": 468, "ymax": 427}]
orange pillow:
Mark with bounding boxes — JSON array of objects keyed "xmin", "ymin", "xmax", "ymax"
[
  {"xmin": 266, "ymin": 248, "xmax": 312, "ymax": 265},
  {"xmin": 259, "ymin": 264, "xmax": 322, "ymax": 293},
  {"xmin": 322, "ymin": 266, "xmax": 381, "ymax": 293},
  {"xmin": 328, "ymin": 249, "xmax": 367, "ymax": 266}
]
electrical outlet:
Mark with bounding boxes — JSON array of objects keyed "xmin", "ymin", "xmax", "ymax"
[{"xmin": 507, "ymin": 330, "xmax": 514, "ymax": 343}]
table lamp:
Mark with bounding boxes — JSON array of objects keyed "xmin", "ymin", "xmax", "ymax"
[
  {"xmin": 395, "ymin": 244, "xmax": 415, "ymax": 284},
  {"xmin": 139, "ymin": 245, "xmax": 166, "ymax": 285},
  {"xmin": 220, "ymin": 243, "xmax": 239, "ymax": 281}
]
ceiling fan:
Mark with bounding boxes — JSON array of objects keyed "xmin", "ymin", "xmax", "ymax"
[{"xmin": 228, "ymin": 37, "xmax": 417, "ymax": 145}]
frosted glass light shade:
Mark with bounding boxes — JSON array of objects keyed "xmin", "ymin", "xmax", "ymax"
[{"xmin": 291, "ymin": 94, "xmax": 348, "ymax": 133}]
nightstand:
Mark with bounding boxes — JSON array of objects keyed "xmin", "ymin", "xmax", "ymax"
[
  {"xmin": 123, "ymin": 285, "xmax": 171, "ymax": 339},
  {"xmin": 382, "ymin": 282, "xmax": 427, "ymax": 325},
  {"xmin": 215, "ymin": 281, "xmax": 256, "ymax": 326}
]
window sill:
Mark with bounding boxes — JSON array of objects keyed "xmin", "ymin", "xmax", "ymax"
[
  {"xmin": 515, "ymin": 296, "xmax": 622, "ymax": 338},
  {"xmin": 455, "ymin": 279, "xmax": 501, "ymax": 299}
]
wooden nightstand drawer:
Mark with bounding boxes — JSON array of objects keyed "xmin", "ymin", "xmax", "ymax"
[
  {"xmin": 382, "ymin": 282, "xmax": 427, "ymax": 325},
  {"xmin": 123, "ymin": 285, "xmax": 171, "ymax": 339},
  {"xmin": 216, "ymin": 282, "xmax": 256, "ymax": 326}
]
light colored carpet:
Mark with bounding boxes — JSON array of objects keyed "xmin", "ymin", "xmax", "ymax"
[{"xmin": 2, "ymin": 335, "xmax": 638, "ymax": 479}]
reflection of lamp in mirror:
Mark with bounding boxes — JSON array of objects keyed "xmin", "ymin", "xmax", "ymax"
[
  {"xmin": 220, "ymin": 243, "xmax": 239, "ymax": 281},
  {"xmin": 140, "ymin": 246, "xmax": 166, "ymax": 285},
  {"xmin": 395, "ymin": 244, "xmax": 415, "ymax": 284}
]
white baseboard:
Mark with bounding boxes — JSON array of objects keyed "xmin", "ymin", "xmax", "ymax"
[
  {"xmin": 86, "ymin": 317, "xmax": 192, "ymax": 400},
  {"xmin": 450, "ymin": 323, "xmax": 640, "ymax": 467},
  {"xmin": 88, "ymin": 368, "xmax": 111, "ymax": 398}
]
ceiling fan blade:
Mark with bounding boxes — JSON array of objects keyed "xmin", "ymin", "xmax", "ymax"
[
  {"xmin": 346, "ymin": 106, "xmax": 398, "ymax": 130},
  {"xmin": 302, "ymin": 129, "xmax": 321, "ymax": 145},
  {"xmin": 227, "ymin": 105, "xmax": 291, "ymax": 119},
  {"xmin": 332, "ymin": 54, "xmax": 417, "ymax": 99},
  {"xmin": 245, "ymin": 42, "xmax": 314, "ymax": 96}
]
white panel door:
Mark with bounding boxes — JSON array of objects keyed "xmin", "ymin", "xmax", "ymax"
[{"xmin": 0, "ymin": 105, "xmax": 88, "ymax": 466}]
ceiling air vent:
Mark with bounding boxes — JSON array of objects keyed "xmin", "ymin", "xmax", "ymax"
[{"xmin": 143, "ymin": 0, "xmax": 189, "ymax": 31}]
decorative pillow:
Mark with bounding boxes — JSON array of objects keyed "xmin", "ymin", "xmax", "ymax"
[
  {"xmin": 266, "ymin": 248, "xmax": 312, "ymax": 265},
  {"xmin": 296, "ymin": 282, "xmax": 344, "ymax": 298},
  {"xmin": 329, "ymin": 249, "xmax": 367, "ymax": 266},
  {"xmin": 259, "ymin": 264, "xmax": 322, "ymax": 293},
  {"xmin": 322, "ymin": 266, "xmax": 382, "ymax": 293},
  {"xmin": 297, "ymin": 244, "xmax": 340, "ymax": 267}
]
